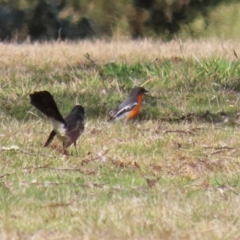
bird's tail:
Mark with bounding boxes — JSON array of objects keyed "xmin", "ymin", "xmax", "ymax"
[
  {"xmin": 30, "ymin": 91, "xmax": 65, "ymax": 124},
  {"xmin": 44, "ymin": 130, "xmax": 57, "ymax": 147}
]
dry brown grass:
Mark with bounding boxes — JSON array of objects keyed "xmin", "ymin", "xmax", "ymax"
[{"xmin": 1, "ymin": 39, "xmax": 240, "ymax": 69}]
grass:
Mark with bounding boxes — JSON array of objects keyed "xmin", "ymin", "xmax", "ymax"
[{"xmin": 1, "ymin": 39, "xmax": 240, "ymax": 239}]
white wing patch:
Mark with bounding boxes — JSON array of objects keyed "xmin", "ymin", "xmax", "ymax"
[{"xmin": 114, "ymin": 102, "xmax": 138, "ymax": 119}]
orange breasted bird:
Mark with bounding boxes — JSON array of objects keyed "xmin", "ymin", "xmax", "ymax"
[{"xmin": 108, "ymin": 86, "xmax": 148, "ymax": 121}]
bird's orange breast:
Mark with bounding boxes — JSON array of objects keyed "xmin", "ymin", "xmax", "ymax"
[{"xmin": 127, "ymin": 94, "xmax": 143, "ymax": 120}]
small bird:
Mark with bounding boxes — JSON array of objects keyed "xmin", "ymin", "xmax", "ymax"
[
  {"xmin": 109, "ymin": 86, "xmax": 148, "ymax": 121},
  {"xmin": 29, "ymin": 91, "xmax": 84, "ymax": 150}
]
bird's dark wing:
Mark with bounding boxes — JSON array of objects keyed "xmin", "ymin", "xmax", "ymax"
[
  {"xmin": 64, "ymin": 121, "xmax": 84, "ymax": 148},
  {"xmin": 63, "ymin": 105, "xmax": 85, "ymax": 148}
]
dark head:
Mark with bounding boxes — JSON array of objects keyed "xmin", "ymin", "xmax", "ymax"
[
  {"xmin": 129, "ymin": 87, "xmax": 149, "ymax": 96},
  {"xmin": 70, "ymin": 105, "xmax": 85, "ymax": 119}
]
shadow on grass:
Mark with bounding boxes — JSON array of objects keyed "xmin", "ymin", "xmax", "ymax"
[
  {"xmin": 157, "ymin": 110, "xmax": 240, "ymax": 125},
  {"xmin": 222, "ymin": 78, "xmax": 240, "ymax": 93},
  {"xmin": 2, "ymin": 90, "xmax": 240, "ymax": 126},
  {"xmin": 1, "ymin": 91, "xmax": 110, "ymax": 122}
]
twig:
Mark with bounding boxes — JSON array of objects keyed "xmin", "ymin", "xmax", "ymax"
[
  {"xmin": 228, "ymin": 186, "xmax": 239, "ymax": 195},
  {"xmin": 31, "ymin": 181, "xmax": 77, "ymax": 187},
  {"xmin": 0, "ymin": 173, "xmax": 12, "ymax": 179},
  {"xmin": 19, "ymin": 149, "xmax": 50, "ymax": 156},
  {"xmin": 23, "ymin": 164, "xmax": 50, "ymax": 169},
  {"xmin": 81, "ymin": 149, "xmax": 109, "ymax": 166},
  {"xmin": 1, "ymin": 147, "xmax": 57, "ymax": 158},
  {"xmin": 2, "ymin": 145, "xmax": 83, "ymax": 158},
  {"xmin": 209, "ymin": 149, "xmax": 233, "ymax": 156},
  {"xmin": 145, "ymin": 177, "xmax": 161, "ymax": 188},
  {"xmin": 45, "ymin": 199, "xmax": 74, "ymax": 208},
  {"xmin": 31, "ymin": 181, "xmax": 104, "ymax": 189},
  {"xmin": 164, "ymin": 130, "xmax": 194, "ymax": 135},
  {"xmin": 204, "ymin": 146, "xmax": 234, "ymax": 150},
  {"xmin": 84, "ymin": 53, "xmax": 97, "ymax": 66},
  {"xmin": 81, "ymin": 156, "xmax": 102, "ymax": 166},
  {"xmin": 23, "ymin": 164, "xmax": 96, "ymax": 175},
  {"xmin": 233, "ymin": 49, "xmax": 238, "ymax": 59}
]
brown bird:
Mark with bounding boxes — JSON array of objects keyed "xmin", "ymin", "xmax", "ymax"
[{"xmin": 30, "ymin": 91, "xmax": 84, "ymax": 150}]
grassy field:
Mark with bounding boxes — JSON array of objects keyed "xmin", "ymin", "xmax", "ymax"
[{"xmin": 1, "ymin": 39, "xmax": 240, "ymax": 239}]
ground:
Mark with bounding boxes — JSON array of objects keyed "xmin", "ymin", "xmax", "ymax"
[{"xmin": 1, "ymin": 39, "xmax": 240, "ymax": 239}]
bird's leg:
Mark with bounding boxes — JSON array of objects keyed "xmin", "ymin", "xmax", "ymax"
[
  {"xmin": 74, "ymin": 142, "xmax": 78, "ymax": 157},
  {"xmin": 62, "ymin": 143, "xmax": 69, "ymax": 156}
]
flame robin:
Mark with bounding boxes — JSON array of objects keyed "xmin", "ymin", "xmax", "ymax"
[{"xmin": 109, "ymin": 87, "xmax": 148, "ymax": 121}]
